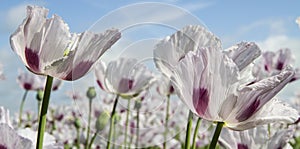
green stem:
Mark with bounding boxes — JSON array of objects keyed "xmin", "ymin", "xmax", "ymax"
[
  {"xmin": 163, "ymin": 95, "xmax": 171, "ymax": 149},
  {"xmin": 136, "ymin": 108, "xmax": 140, "ymax": 148},
  {"xmin": 106, "ymin": 95, "xmax": 119, "ymax": 149},
  {"xmin": 85, "ymin": 98, "xmax": 93, "ymax": 149},
  {"xmin": 18, "ymin": 90, "xmax": 28, "ymax": 127},
  {"xmin": 76, "ymin": 128, "xmax": 80, "ymax": 149},
  {"xmin": 124, "ymin": 100, "xmax": 131, "ymax": 148},
  {"xmin": 129, "ymin": 135, "xmax": 133, "ymax": 149},
  {"xmin": 268, "ymin": 123, "xmax": 271, "ymax": 137},
  {"xmin": 37, "ymin": 100, "xmax": 41, "ymax": 115},
  {"xmin": 209, "ymin": 122, "xmax": 224, "ymax": 149},
  {"xmin": 89, "ymin": 131, "xmax": 98, "ymax": 149},
  {"xmin": 192, "ymin": 118, "xmax": 202, "ymax": 149},
  {"xmin": 36, "ymin": 75, "xmax": 53, "ymax": 149},
  {"xmin": 185, "ymin": 111, "xmax": 193, "ymax": 149}
]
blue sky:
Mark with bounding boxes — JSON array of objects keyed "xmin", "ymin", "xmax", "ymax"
[{"xmin": 1, "ymin": 0, "xmax": 300, "ymax": 112}]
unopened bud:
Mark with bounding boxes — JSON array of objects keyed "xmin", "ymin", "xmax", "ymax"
[
  {"xmin": 74, "ymin": 118, "xmax": 81, "ymax": 129},
  {"xmin": 36, "ymin": 90, "xmax": 44, "ymax": 101},
  {"xmin": 86, "ymin": 87, "xmax": 96, "ymax": 100},
  {"xmin": 134, "ymin": 100, "xmax": 141, "ymax": 110},
  {"xmin": 96, "ymin": 111, "xmax": 110, "ymax": 131}
]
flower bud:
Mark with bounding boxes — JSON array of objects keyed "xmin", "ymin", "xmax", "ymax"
[
  {"xmin": 74, "ymin": 118, "xmax": 81, "ymax": 129},
  {"xmin": 96, "ymin": 111, "xmax": 110, "ymax": 131},
  {"xmin": 36, "ymin": 90, "xmax": 44, "ymax": 101},
  {"xmin": 114, "ymin": 113, "xmax": 121, "ymax": 124},
  {"xmin": 134, "ymin": 100, "xmax": 141, "ymax": 110},
  {"xmin": 86, "ymin": 87, "xmax": 96, "ymax": 100}
]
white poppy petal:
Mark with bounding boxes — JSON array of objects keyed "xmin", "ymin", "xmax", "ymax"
[
  {"xmin": 262, "ymin": 51, "xmax": 276, "ymax": 72},
  {"xmin": 42, "ymin": 29, "xmax": 120, "ymax": 81},
  {"xmin": 18, "ymin": 128, "xmax": 58, "ymax": 148},
  {"xmin": 94, "ymin": 61, "xmax": 109, "ymax": 91},
  {"xmin": 154, "ymin": 25, "xmax": 221, "ymax": 78},
  {"xmin": 219, "ymin": 128, "xmax": 239, "ymax": 149},
  {"xmin": 171, "ymin": 47, "xmax": 239, "ymax": 120},
  {"xmin": 37, "ymin": 15, "xmax": 71, "ymax": 65},
  {"xmin": 0, "ymin": 107, "xmax": 11, "ymax": 127},
  {"xmin": 275, "ymin": 48, "xmax": 293, "ymax": 71},
  {"xmin": 10, "ymin": 6, "xmax": 48, "ymax": 73},
  {"xmin": 0, "ymin": 124, "xmax": 33, "ymax": 149},
  {"xmin": 17, "ymin": 69, "xmax": 44, "ymax": 90},
  {"xmin": 224, "ymin": 42, "xmax": 261, "ymax": 70},
  {"xmin": 106, "ymin": 58, "xmax": 137, "ymax": 93},
  {"xmin": 229, "ymin": 99, "xmax": 299, "ymax": 130},
  {"xmin": 105, "ymin": 58, "xmax": 154, "ymax": 96},
  {"xmin": 228, "ymin": 68, "xmax": 294, "ymax": 123},
  {"xmin": 267, "ymin": 128, "xmax": 294, "ymax": 149},
  {"xmin": 10, "ymin": 6, "xmax": 121, "ymax": 80},
  {"xmin": 62, "ymin": 29, "xmax": 121, "ymax": 81}
]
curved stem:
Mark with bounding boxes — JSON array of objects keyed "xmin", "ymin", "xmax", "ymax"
[
  {"xmin": 209, "ymin": 122, "xmax": 224, "ymax": 149},
  {"xmin": 106, "ymin": 95, "xmax": 119, "ymax": 149},
  {"xmin": 124, "ymin": 100, "xmax": 131, "ymax": 148},
  {"xmin": 36, "ymin": 75, "xmax": 53, "ymax": 149},
  {"xmin": 163, "ymin": 94, "xmax": 171, "ymax": 149},
  {"xmin": 192, "ymin": 118, "xmax": 202, "ymax": 149},
  {"xmin": 185, "ymin": 111, "xmax": 193, "ymax": 149},
  {"xmin": 85, "ymin": 99, "xmax": 93, "ymax": 149},
  {"xmin": 89, "ymin": 131, "xmax": 98, "ymax": 149},
  {"xmin": 136, "ymin": 108, "xmax": 140, "ymax": 148},
  {"xmin": 18, "ymin": 90, "xmax": 28, "ymax": 127}
]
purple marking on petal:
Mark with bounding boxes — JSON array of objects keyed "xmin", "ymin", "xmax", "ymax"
[
  {"xmin": 94, "ymin": 110, "xmax": 101, "ymax": 118},
  {"xmin": 24, "ymin": 83, "xmax": 32, "ymax": 90},
  {"xmin": 117, "ymin": 78, "xmax": 134, "ymax": 93},
  {"xmin": 169, "ymin": 85, "xmax": 174, "ymax": 94},
  {"xmin": 237, "ymin": 144, "xmax": 248, "ymax": 149},
  {"xmin": 290, "ymin": 77, "xmax": 298, "ymax": 82},
  {"xmin": 130, "ymin": 121, "xmax": 135, "ymax": 134},
  {"xmin": 193, "ymin": 88, "xmax": 209, "ymax": 116},
  {"xmin": 179, "ymin": 55, "xmax": 185, "ymax": 61},
  {"xmin": 55, "ymin": 114, "xmax": 64, "ymax": 121},
  {"xmin": 276, "ymin": 61, "xmax": 284, "ymax": 70},
  {"xmin": 64, "ymin": 61, "xmax": 94, "ymax": 81},
  {"xmin": 120, "ymin": 109, "xmax": 126, "ymax": 113},
  {"xmin": 96, "ymin": 80, "xmax": 105, "ymax": 90},
  {"xmin": 0, "ymin": 144, "xmax": 7, "ymax": 149},
  {"xmin": 236, "ymin": 99, "xmax": 260, "ymax": 122},
  {"xmin": 25, "ymin": 47, "xmax": 40, "ymax": 73},
  {"xmin": 52, "ymin": 86, "xmax": 58, "ymax": 91},
  {"xmin": 264, "ymin": 65, "xmax": 269, "ymax": 71},
  {"xmin": 245, "ymin": 81, "xmax": 255, "ymax": 86}
]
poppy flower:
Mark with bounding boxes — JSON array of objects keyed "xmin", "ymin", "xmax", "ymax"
[
  {"xmin": 219, "ymin": 125, "xmax": 294, "ymax": 149},
  {"xmin": 170, "ymin": 47, "xmax": 298, "ymax": 130},
  {"xmin": 10, "ymin": 6, "xmax": 121, "ymax": 81},
  {"xmin": 94, "ymin": 58, "xmax": 154, "ymax": 98}
]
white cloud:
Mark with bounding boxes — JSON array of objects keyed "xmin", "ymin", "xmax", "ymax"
[
  {"xmin": 222, "ymin": 19, "xmax": 288, "ymax": 47},
  {"xmin": 240, "ymin": 19, "xmax": 286, "ymax": 35},
  {"xmin": 255, "ymin": 35, "xmax": 300, "ymax": 100},
  {"xmin": 256, "ymin": 35, "xmax": 300, "ymax": 64},
  {"xmin": 89, "ymin": 2, "xmax": 205, "ymax": 33},
  {"xmin": 0, "ymin": 4, "xmax": 27, "ymax": 33},
  {"xmin": 180, "ymin": 1, "xmax": 214, "ymax": 12},
  {"xmin": 5, "ymin": 4, "xmax": 27, "ymax": 31},
  {"xmin": 0, "ymin": 2, "xmax": 46, "ymax": 34},
  {"xmin": 296, "ymin": 17, "xmax": 300, "ymax": 28}
]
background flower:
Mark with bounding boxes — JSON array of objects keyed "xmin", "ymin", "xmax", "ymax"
[{"xmin": 95, "ymin": 58, "xmax": 155, "ymax": 98}]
